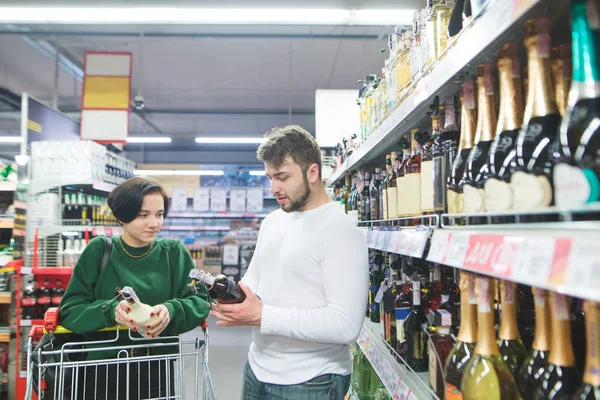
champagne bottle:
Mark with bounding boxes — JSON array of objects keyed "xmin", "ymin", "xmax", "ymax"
[
  {"xmin": 518, "ymin": 288, "xmax": 551, "ymax": 398},
  {"xmin": 445, "ymin": 271, "xmax": 478, "ymax": 399},
  {"xmin": 189, "ymin": 269, "xmax": 247, "ymax": 304},
  {"xmin": 461, "ymin": 276, "xmax": 520, "ymax": 400},
  {"xmin": 497, "ymin": 280, "xmax": 528, "ymax": 376},
  {"xmin": 462, "ymin": 63, "xmax": 498, "ymax": 213},
  {"xmin": 448, "ymin": 80, "xmax": 477, "ymax": 214},
  {"xmin": 551, "ymin": 44, "xmax": 572, "ymax": 118},
  {"xmin": 404, "ymin": 281, "xmax": 428, "ymax": 372},
  {"xmin": 511, "ymin": 17, "xmax": 561, "ymax": 210},
  {"xmin": 573, "ymin": 300, "xmax": 600, "ymax": 399},
  {"xmin": 535, "ymin": 293, "xmax": 582, "ymax": 399},
  {"xmin": 483, "ymin": 42, "xmax": 524, "ymax": 212},
  {"xmin": 553, "ymin": 0, "xmax": 600, "ymax": 208}
]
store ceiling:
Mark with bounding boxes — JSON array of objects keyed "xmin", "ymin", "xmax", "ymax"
[{"xmin": 0, "ymin": 0, "xmax": 421, "ymax": 165}]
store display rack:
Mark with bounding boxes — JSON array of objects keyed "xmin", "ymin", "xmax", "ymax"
[
  {"xmin": 327, "ymin": 0, "xmax": 561, "ymax": 187},
  {"xmin": 357, "ymin": 317, "xmax": 435, "ymax": 400}
]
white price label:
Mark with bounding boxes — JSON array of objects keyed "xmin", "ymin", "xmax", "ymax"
[
  {"xmin": 246, "ymin": 188, "xmax": 264, "ymax": 212},
  {"xmin": 210, "ymin": 189, "xmax": 227, "ymax": 212},
  {"xmin": 565, "ymin": 238, "xmax": 600, "ymax": 291},
  {"xmin": 377, "ymin": 230, "xmax": 387, "ymax": 249},
  {"xmin": 396, "ymin": 380, "xmax": 410, "ymax": 400},
  {"xmin": 222, "ymin": 244, "xmax": 240, "ymax": 266},
  {"xmin": 446, "ymin": 233, "xmax": 471, "ymax": 266},
  {"xmin": 230, "ymin": 189, "xmax": 246, "ymax": 212},
  {"xmin": 171, "ymin": 188, "xmax": 188, "ymax": 212},
  {"xmin": 410, "ymin": 229, "xmax": 430, "ymax": 258},
  {"xmin": 399, "ymin": 231, "xmax": 414, "ymax": 255},
  {"xmin": 388, "ymin": 230, "xmax": 401, "ymax": 252},
  {"xmin": 427, "ymin": 231, "xmax": 451, "ymax": 263},
  {"xmin": 381, "ymin": 230, "xmax": 392, "ymax": 250},
  {"xmin": 513, "ymin": 236, "xmax": 554, "ymax": 285},
  {"xmin": 193, "ymin": 188, "xmax": 210, "ymax": 212}
]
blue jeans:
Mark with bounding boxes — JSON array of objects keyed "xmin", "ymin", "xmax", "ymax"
[{"xmin": 241, "ymin": 361, "xmax": 351, "ymax": 400}]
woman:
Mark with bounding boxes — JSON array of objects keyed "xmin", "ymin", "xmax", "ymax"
[{"xmin": 59, "ymin": 176, "xmax": 210, "ymax": 398}]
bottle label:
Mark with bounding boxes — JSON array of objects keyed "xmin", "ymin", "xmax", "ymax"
[
  {"xmin": 445, "ymin": 384, "xmax": 463, "ymax": 400},
  {"xmin": 396, "ymin": 308, "xmax": 410, "ymax": 342},
  {"xmin": 429, "ymin": 340, "xmax": 438, "ymax": 390},
  {"xmin": 462, "ymin": 184, "xmax": 486, "ymax": 213},
  {"xmin": 37, "ymin": 296, "xmax": 51, "ymax": 305},
  {"xmin": 387, "ymin": 188, "xmax": 398, "ymax": 219},
  {"xmin": 433, "ymin": 156, "xmax": 445, "ymax": 211},
  {"xmin": 421, "ymin": 160, "xmax": 435, "ymax": 211},
  {"xmin": 404, "ymin": 174, "xmax": 422, "ymax": 215},
  {"xmin": 51, "ymin": 296, "xmax": 62, "ymax": 305},
  {"xmin": 484, "ymin": 178, "xmax": 513, "ymax": 212},
  {"xmin": 488, "ymin": 129, "xmax": 518, "ymax": 176},
  {"xmin": 22, "ymin": 298, "xmax": 36, "ymax": 307},
  {"xmin": 382, "ymin": 188, "xmax": 389, "ymax": 219},
  {"xmin": 511, "ymin": 171, "xmax": 552, "ymax": 210},
  {"xmin": 554, "ymin": 163, "xmax": 600, "ymax": 208},
  {"xmin": 397, "ymin": 177, "xmax": 406, "ymax": 215}
]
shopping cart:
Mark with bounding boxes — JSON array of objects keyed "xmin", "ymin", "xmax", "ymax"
[{"xmin": 24, "ymin": 307, "xmax": 216, "ymax": 400}]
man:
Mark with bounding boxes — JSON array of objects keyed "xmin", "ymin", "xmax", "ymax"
[{"xmin": 210, "ymin": 125, "xmax": 368, "ymax": 400}]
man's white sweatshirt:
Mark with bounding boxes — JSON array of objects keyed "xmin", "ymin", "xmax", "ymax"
[{"xmin": 241, "ymin": 201, "xmax": 369, "ymax": 385}]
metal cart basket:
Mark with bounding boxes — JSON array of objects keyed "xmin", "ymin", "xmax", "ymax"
[{"xmin": 24, "ymin": 308, "xmax": 216, "ymax": 400}]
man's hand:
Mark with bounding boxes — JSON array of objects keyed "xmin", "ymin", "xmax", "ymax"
[{"xmin": 209, "ymin": 282, "xmax": 262, "ymax": 327}]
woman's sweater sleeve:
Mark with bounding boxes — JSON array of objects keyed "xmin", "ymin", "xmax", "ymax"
[
  {"xmin": 59, "ymin": 237, "xmax": 119, "ymax": 333},
  {"xmin": 162, "ymin": 241, "xmax": 211, "ymax": 336}
]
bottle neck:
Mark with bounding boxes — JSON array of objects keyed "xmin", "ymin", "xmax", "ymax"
[
  {"xmin": 410, "ymin": 132, "xmax": 422, "ymax": 156},
  {"xmin": 459, "ymin": 81, "xmax": 477, "ymax": 152},
  {"xmin": 531, "ymin": 288, "xmax": 551, "ymax": 351},
  {"xmin": 475, "ymin": 277, "xmax": 499, "ymax": 356},
  {"xmin": 549, "ymin": 293, "xmax": 576, "ymax": 367},
  {"xmin": 497, "ymin": 56, "xmax": 524, "ymax": 133},
  {"xmin": 523, "ymin": 34, "xmax": 559, "ymax": 121},
  {"xmin": 412, "ymin": 281, "xmax": 422, "ymax": 306},
  {"xmin": 572, "ymin": 2, "xmax": 600, "ymax": 85},
  {"xmin": 475, "ymin": 65, "xmax": 498, "ymax": 143},
  {"xmin": 457, "ymin": 277, "xmax": 477, "ymax": 343},
  {"xmin": 583, "ymin": 300, "xmax": 600, "ymax": 387},
  {"xmin": 444, "ymin": 97, "xmax": 458, "ymax": 131},
  {"xmin": 498, "ymin": 281, "xmax": 521, "ymax": 340}
]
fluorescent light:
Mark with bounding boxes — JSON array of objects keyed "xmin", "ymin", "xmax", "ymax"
[
  {"xmin": 126, "ymin": 136, "xmax": 172, "ymax": 144},
  {"xmin": 195, "ymin": 137, "xmax": 264, "ymax": 144},
  {"xmin": 0, "ymin": 8, "xmax": 414, "ymax": 25},
  {"xmin": 134, "ymin": 169, "xmax": 224, "ymax": 176},
  {"xmin": 249, "ymin": 171, "xmax": 266, "ymax": 176},
  {"xmin": 0, "ymin": 136, "xmax": 22, "ymax": 143}
]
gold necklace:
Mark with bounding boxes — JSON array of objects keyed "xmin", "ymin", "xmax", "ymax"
[{"xmin": 119, "ymin": 237, "xmax": 154, "ymax": 259}]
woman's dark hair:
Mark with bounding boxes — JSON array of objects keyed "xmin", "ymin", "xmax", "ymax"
[{"xmin": 107, "ymin": 177, "xmax": 169, "ymax": 223}]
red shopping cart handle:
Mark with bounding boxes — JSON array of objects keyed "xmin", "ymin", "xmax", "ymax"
[
  {"xmin": 201, "ymin": 320, "xmax": 208, "ymax": 331},
  {"xmin": 44, "ymin": 307, "xmax": 60, "ymax": 333},
  {"xmin": 28, "ymin": 325, "xmax": 44, "ymax": 340}
]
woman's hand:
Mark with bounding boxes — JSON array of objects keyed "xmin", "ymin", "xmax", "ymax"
[
  {"xmin": 114, "ymin": 300, "xmax": 138, "ymax": 331},
  {"xmin": 144, "ymin": 304, "xmax": 171, "ymax": 338}
]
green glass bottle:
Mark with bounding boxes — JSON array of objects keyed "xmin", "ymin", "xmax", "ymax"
[{"xmin": 497, "ymin": 280, "xmax": 528, "ymax": 377}]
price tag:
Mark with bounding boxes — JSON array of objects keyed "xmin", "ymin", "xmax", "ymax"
[
  {"xmin": 463, "ymin": 234, "xmax": 516, "ymax": 277},
  {"xmin": 426, "ymin": 231, "xmax": 451, "ymax": 263},
  {"xmin": 388, "ymin": 230, "xmax": 401, "ymax": 252},
  {"xmin": 410, "ymin": 228, "xmax": 430, "ymax": 258},
  {"xmin": 210, "ymin": 189, "xmax": 227, "ymax": 212},
  {"xmin": 445, "ymin": 233, "xmax": 471, "ymax": 267},
  {"xmin": 381, "ymin": 229, "xmax": 392, "ymax": 251},
  {"xmin": 407, "ymin": 392, "xmax": 418, "ymax": 400},
  {"xmin": 230, "ymin": 189, "xmax": 246, "ymax": 212},
  {"xmin": 222, "ymin": 244, "xmax": 240, "ymax": 266},
  {"xmin": 193, "ymin": 188, "xmax": 210, "ymax": 212},
  {"xmin": 565, "ymin": 238, "xmax": 600, "ymax": 291},
  {"xmin": 513, "ymin": 236, "xmax": 554, "ymax": 285},
  {"xmin": 367, "ymin": 229, "xmax": 374, "ymax": 247},
  {"xmin": 246, "ymin": 188, "xmax": 264, "ymax": 212},
  {"xmin": 396, "ymin": 380, "xmax": 410, "ymax": 400},
  {"xmin": 171, "ymin": 188, "xmax": 188, "ymax": 212},
  {"xmin": 399, "ymin": 231, "xmax": 414, "ymax": 255}
]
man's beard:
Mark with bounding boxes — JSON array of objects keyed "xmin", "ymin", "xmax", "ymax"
[{"xmin": 282, "ymin": 174, "xmax": 311, "ymax": 213}]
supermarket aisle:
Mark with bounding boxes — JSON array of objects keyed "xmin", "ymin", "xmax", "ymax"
[{"xmin": 181, "ymin": 315, "xmax": 253, "ymax": 399}]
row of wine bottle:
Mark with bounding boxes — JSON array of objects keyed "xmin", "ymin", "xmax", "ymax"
[
  {"xmin": 337, "ymin": 2, "xmax": 600, "ymax": 219},
  {"xmin": 367, "ymin": 247, "xmax": 600, "ymax": 399}
]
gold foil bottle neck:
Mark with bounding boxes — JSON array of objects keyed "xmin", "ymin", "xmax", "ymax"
[
  {"xmin": 497, "ymin": 41, "xmax": 524, "ymax": 133},
  {"xmin": 531, "ymin": 287, "xmax": 551, "ymax": 352},
  {"xmin": 583, "ymin": 300, "xmax": 600, "ymax": 387}
]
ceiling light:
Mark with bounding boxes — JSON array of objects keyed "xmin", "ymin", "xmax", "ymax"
[
  {"xmin": 126, "ymin": 136, "xmax": 172, "ymax": 144},
  {"xmin": 195, "ymin": 137, "xmax": 264, "ymax": 144},
  {"xmin": 0, "ymin": 136, "xmax": 22, "ymax": 143},
  {"xmin": 0, "ymin": 8, "xmax": 414, "ymax": 26},
  {"xmin": 249, "ymin": 171, "xmax": 266, "ymax": 176},
  {"xmin": 134, "ymin": 169, "xmax": 224, "ymax": 176}
]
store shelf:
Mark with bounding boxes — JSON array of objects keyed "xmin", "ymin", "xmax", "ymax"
[
  {"xmin": 0, "ymin": 292, "xmax": 10, "ymax": 305},
  {"xmin": 327, "ymin": 0, "xmax": 556, "ymax": 187},
  {"xmin": 35, "ymin": 224, "xmax": 122, "ymax": 238},
  {"xmin": 362, "ymin": 226, "xmax": 432, "ymax": 259},
  {"xmin": 0, "ymin": 217, "xmax": 13, "ymax": 230},
  {"xmin": 21, "ymin": 267, "xmax": 74, "ymax": 276},
  {"xmin": 0, "ymin": 182, "xmax": 15, "ymax": 192},
  {"xmin": 161, "ymin": 226, "xmax": 231, "ymax": 231},
  {"xmin": 168, "ymin": 212, "xmax": 269, "ymax": 219},
  {"xmin": 29, "ymin": 178, "xmax": 117, "ymax": 195},
  {"xmin": 357, "ymin": 318, "xmax": 436, "ymax": 400}
]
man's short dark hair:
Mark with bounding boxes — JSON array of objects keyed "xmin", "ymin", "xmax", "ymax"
[
  {"xmin": 107, "ymin": 177, "xmax": 169, "ymax": 223},
  {"xmin": 257, "ymin": 125, "xmax": 322, "ymax": 180}
]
